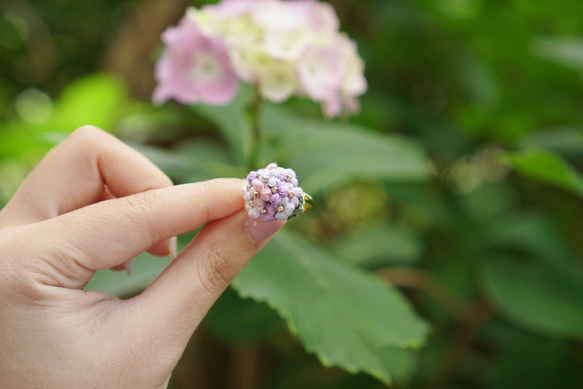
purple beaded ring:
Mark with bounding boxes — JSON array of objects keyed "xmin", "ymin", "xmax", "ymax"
[{"xmin": 242, "ymin": 163, "xmax": 313, "ymax": 222}]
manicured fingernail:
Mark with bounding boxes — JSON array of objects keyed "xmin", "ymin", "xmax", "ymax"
[
  {"xmin": 124, "ymin": 259, "xmax": 133, "ymax": 275},
  {"xmin": 169, "ymin": 236, "xmax": 177, "ymax": 260},
  {"xmin": 245, "ymin": 217, "xmax": 286, "ymax": 244}
]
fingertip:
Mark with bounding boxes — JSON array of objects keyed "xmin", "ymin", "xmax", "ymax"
[
  {"xmin": 244, "ymin": 217, "xmax": 286, "ymax": 245},
  {"xmin": 169, "ymin": 236, "xmax": 177, "ymax": 260}
]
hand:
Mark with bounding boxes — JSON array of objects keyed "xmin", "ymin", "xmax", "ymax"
[{"xmin": 0, "ymin": 126, "xmax": 284, "ymax": 388}]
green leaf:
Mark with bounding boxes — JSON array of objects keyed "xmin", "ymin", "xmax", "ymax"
[
  {"xmin": 505, "ymin": 149, "xmax": 583, "ymax": 197},
  {"xmin": 233, "ymin": 231, "xmax": 429, "ymax": 384},
  {"xmin": 260, "ymin": 105, "xmax": 432, "ymax": 195},
  {"xmin": 193, "ymin": 85, "xmax": 253, "ymax": 166},
  {"xmin": 480, "ymin": 213, "xmax": 573, "ymax": 262},
  {"xmin": 377, "ymin": 347, "xmax": 417, "ymax": 386},
  {"xmin": 85, "ymin": 252, "xmax": 170, "ymax": 297},
  {"xmin": 334, "ymin": 225, "xmax": 422, "ymax": 267},
  {"xmin": 205, "ymin": 287, "xmax": 283, "ymax": 345},
  {"xmin": 46, "ymin": 73, "xmax": 129, "ymax": 132},
  {"xmin": 534, "ymin": 37, "xmax": 583, "ymax": 73},
  {"xmin": 482, "ymin": 258, "xmax": 583, "ymax": 340},
  {"xmin": 489, "ymin": 331, "xmax": 582, "ymax": 389},
  {"xmin": 522, "ymin": 128, "xmax": 583, "ymax": 161},
  {"xmin": 127, "ymin": 140, "xmax": 243, "ymax": 184}
]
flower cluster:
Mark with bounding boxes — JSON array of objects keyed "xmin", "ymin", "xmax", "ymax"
[
  {"xmin": 153, "ymin": 0, "xmax": 367, "ymax": 118},
  {"xmin": 242, "ymin": 163, "xmax": 305, "ymax": 221}
]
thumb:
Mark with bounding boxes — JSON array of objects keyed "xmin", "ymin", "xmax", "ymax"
[{"xmin": 125, "ymin": 210, "xmax": 284, "ymax": 351}]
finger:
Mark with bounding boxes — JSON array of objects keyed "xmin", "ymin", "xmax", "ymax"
[
  {"xmin": 0, "ymin": 126, "xmax": 173, "ymax": 229},
  {"xmin": 105, "ymin": 187, "xmax": 172, "ymax": 275},
  {"xmin": 26, "ymin": 179, "xmax": 246, "ymax": 288},
  {"xmin": 125, "ymin": 210, "xmax": 284, "ymax": 355},
  {"xmin": 103, "ymin": 187, "xmax": 172, "ymax": 262}
]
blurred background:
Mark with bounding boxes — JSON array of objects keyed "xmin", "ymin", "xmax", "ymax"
[{"xmin": 2, "ymin": 0, "xmax": 583, "ymax": 388}]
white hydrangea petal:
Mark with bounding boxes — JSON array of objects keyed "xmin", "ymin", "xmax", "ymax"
[
  {"xmin": 263, "ymin": 27, "xmax": 310, "ymax": 61},
  {"xmin": 252, "ymin": 0, "xmax": 304, "ymax": 30},
  {"xmin": 249, "ymin": 207, "xmax": 261, "ymax": 218},
  {"xmin": 258, "ymin": 60, "xmax": 299, "ymax": 103},
  {"xmin": 275, "ymin": 212, "xmax": 288, "ymax": 220}
]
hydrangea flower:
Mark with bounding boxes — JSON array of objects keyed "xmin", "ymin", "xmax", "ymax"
[
  {"xmin": 153, "ymin": 14, "xmax": 239, "ymax": 105},
  {"xmin": 154, "ymin": 0, "xmax": 367, "ymax": 118},
  {"xmin": 242, "ymin": 163, "xmax": 307, "ymax": 222}
]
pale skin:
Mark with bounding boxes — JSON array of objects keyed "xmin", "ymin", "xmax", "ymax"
[{"xmin": 0, "ymin": 126, "xmax": 284, "ymax": 388}]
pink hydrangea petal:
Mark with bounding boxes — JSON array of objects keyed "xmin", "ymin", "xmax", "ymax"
[
  {"xmin": 297, "ymin": 45, "xmax": 345, "ymax": 102},
  {"xmin": 153, "ymin": 15, "xmax": 238, "ymax": 106},
  {"xmin": 260, "ymin": 188, "xmax": 272, "ymax": 201},
  {"xmin": 252, "ymin": 179, "xmax": 263, "ymax": 191},
  {"xmin": 323, "ymin": 93, "xmax": 342, "ymax": 118}
]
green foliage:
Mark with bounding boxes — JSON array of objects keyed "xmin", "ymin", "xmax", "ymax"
[
  {"xmin": 260, "ymin": 105, "xmax": 431, "ymax": 194},
  {"xmin": 234, "ymin": 231, "xmax": 429, "ymax": 384},
  {"xmin": 506, "ymin": 149, "xmax": 583, "ymax": 196},
  {"xmin": 334, "ymin": 225, "xmax": 422, "ymax": 267},
  {"xmin": 483, "ymin": 258, "xmax": 583, "ymax": 340}
]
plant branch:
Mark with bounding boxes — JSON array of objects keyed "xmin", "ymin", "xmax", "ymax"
[
  {"xmin": 376, "ymin": 267, "xmax": 473, "ymax": 323},
  {"xmin": 247, "ymin": 88, "xmax": 263, "ymax": 171}
]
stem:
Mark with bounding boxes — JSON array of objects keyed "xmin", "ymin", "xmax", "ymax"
[
  {"xmin": 247, "ymin": 88, "xmax": 263, "ymax": 171},
  {"xmin": 376, "ymin": 267, "xmax": 473, "ymax": 323}
]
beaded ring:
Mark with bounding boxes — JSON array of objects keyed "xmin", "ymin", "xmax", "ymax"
[{"xmin": 242, "ymin": 163, "xmax": 313, "ymax": 222}]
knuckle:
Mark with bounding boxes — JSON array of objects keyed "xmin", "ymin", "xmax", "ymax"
[
  {"xmin": 120, "ymin": 192, "xmax": 160, "ymax": 242},
  {"xmin": 68, "ymin": 125, "xmax": 107, "ymax": 144},
  {"xmin": 0, "ymin": 227, "xmax": 46, "ymax": 299},
  {"xmin": 198, "ymin": 243, "xmax": 238, "ymax": 295}
]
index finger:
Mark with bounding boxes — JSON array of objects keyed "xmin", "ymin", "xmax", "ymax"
[
  {"xmin": 25, "ymin": 178, "xmax": 246, "ymax": 288},
  {"xmin": 0, "ymin": 126, "xmax": 173, "ymax": 229}
]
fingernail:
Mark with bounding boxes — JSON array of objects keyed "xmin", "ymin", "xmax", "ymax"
[
  {"xmin": 124, "ymin": 259, "xmax": 133, "ymax": 275},
  {"xmin": 169, "ymin": 236, "xmax": 177, "ymax": 260},
  {"xmin": 245, "ymin": 217, "xmax": 286, "ymax": 244}
]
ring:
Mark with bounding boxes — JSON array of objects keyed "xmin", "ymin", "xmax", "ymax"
[{"xmin": 242, "ymin": 163, "xmax": 313, "ymax": 222}]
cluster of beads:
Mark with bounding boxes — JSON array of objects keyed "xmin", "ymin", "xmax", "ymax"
[{"xmin": 242, "ymin": 163, "xmax": 305, "ymax": 222}]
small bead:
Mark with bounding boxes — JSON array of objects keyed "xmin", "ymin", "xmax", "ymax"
[
  {"xmin": 289, "ymin": 191, "xmax": 294, "ymax": 198},
  {"xmin": 248, "ymin": 201, "xmax": 254, "ymax": 207},
  {"xmin": 285, "ymin": 174, "xmax": 292, "ymax": 182},
  {"xmin": 277, "ymin": 205, "xmax": 285, "ymax": 213},
  {"xmin": 260, "ymin": 208, "xmax": 267, "ymax": 214},
  {"xmin": 246, "ymin": 184, "xmax": 251, "ymax": 191},
  {"xmin": 262, "ymin": 175, "xmax": 269, "ymax": 183},
  {"xmin": 253, "ymin": 191, "xmax": 260, "ymax": 199},
  {"xmin": 271, "ymin": 187, "xmax": 278, "ymax": 194}
]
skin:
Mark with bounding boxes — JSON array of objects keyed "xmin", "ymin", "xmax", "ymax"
[{"xmin": 0, "ymin": 126, "xmax": 284, "ymax": 388}]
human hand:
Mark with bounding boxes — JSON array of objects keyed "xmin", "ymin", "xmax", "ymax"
[{"xmin": 0, "ymin": 126, "xmax": 284, "ymax": 388}]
